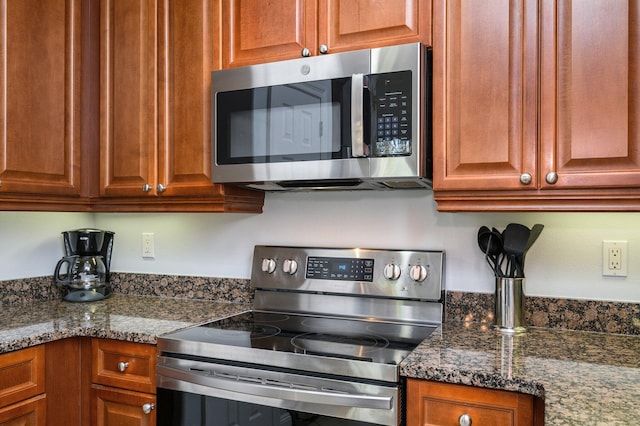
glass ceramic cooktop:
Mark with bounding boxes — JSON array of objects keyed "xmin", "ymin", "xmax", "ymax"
[{"xmin": 166, "ymin": 311, "xmax": 436, "ymax": 366}]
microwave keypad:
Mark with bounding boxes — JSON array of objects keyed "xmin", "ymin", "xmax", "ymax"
[{"xmin": 371, "ymin": 71, "xmax": 412, "ymax": 156}]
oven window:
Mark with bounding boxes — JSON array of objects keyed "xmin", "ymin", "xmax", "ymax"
[
  {"xmin": 215, "ymin": 78, "xmax": 354, "ymax": 164},
  {"xmin": 157, "ymin": 389, "xmax": 383, "ymax": 426}
]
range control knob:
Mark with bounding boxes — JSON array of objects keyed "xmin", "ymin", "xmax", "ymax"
[
  {"xmin": 383, "ymin": 263, "xmax": 401, "ymax": 281},
  {"xmin": 261, "ymin": 258, "xmax": 277, "ymax": 274},
  {"xmin": 282, "ymin": 259, "xmax": 298, "ymax": 275},
  {"xmin": 409, "ymin": 264, "xmax": 429, "ymax": 282}
]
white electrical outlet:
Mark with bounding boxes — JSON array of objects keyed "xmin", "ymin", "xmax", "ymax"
[
  {"xmin": 602, "ymin": 240, "xmax": 627, "ymax": 277},
  {"xmin": 142, "ymin": 233, "xmax": 155, "ymax": 258}
]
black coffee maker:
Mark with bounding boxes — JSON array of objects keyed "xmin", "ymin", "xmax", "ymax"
[{"xmin": 54, "ymin": 229, "xmax": 115, "ymax": 302}]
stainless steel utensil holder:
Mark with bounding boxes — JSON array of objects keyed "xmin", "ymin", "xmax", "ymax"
[{"xmin": 495, "ymin": 277, "xmax": 526, "ymax": 333}]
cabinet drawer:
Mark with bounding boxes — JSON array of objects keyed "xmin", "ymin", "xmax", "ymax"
[
  {"xmin": 92, "ymin": 384, "xmax": 156, "ymax": 426},
  {"xmin": 0, "ymin": 346, "xmax": 45, "ymax": 408},
  {"xmin": 0, "ymin": 394, "xmax": 46, "ymax": 426},
  {"xmin": 407, "ymin": 379, "xmax": 536, "ymax": 426},
  {"xmin": 92, "ymin": 340, "xmax": 156, "ymax": 393}
]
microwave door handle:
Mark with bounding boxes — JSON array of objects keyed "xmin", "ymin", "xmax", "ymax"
[{"xmin": 351, "ymin": 73, "xmax": 366, "ymax": 157}]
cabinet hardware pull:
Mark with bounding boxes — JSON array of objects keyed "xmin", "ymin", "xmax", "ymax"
[
  {"xmin": 157, "ymin": 184, "xmax": 166, "ymax": 193},
  {"xmin": 142, "ymin": 183, "xmax": 152, "ymax": 192},
  {"xmin": 458, "ymin": 413, "xmax": 472, "ymax": 426},
  {"xmin": 519, "ymin": 173, "xmax": 532, "ymax": 185},
  {"xmin": 319, "ymin": 44, "xmax": 329, "ymax": 54},
  {"xmin": 142, "ymin": 403, "xmax": 155, "ymax": 414},
  {"xmin": 545, "ymin": 171, "xmax": 558, "ymax": 184},
  {"xmin": 118, "ymin": 361, "xmax": 129, "ymax": 372},
  {"xmin": 301, "ymin": 47, "xmax": 311, "ymax": 57}
]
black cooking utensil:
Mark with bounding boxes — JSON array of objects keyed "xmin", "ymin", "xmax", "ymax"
[
  {"xmin": 502, "ymin": 223, "xmax": 531, "ymax": 278},
  {"xmin": 519, "ymin": 224, "xmax": 544, "ymax": 272},
  {"xmin": 478, "ymin": 226, "xmax": 504, "ymax": 277}
]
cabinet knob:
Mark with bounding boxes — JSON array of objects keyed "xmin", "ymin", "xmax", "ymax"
[
  {"xmin": 157, "ymin": 184, "xmax": 167, "ymax": 193},
  {"xmin": 0, "ymin": 179, "xmax": 2, "ymax": 188},
  {"xmin": 142, "ymin": 403, "xmax": 155, "ymax": 414},
  {"xmin": 142, "ymin": 183, "xmax": 152, "ymax": 192},
  {"xmin": 545, "ymin": 171, "xmax": 558, "ymax": 184},
  {"xmin": 519, "ymin": 173, "xmax": 532, "ymax": 185},
  {"xmin": 458, "ymin": 413, "xmax": 472, "ymax": 426},
  {"xmin": 117, "ymin": 361, "xmax": 129, "ymax": 372},
  {"xmin": 318, "ymin": 44, "xmax": 329, "ymax": 54},
  {"xmin": 301, "ymin": 47, "xmax": 311, "ymax": 57}
]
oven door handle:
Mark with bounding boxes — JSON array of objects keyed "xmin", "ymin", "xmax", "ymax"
[{"xmin": 157, "ymin": 363, "xmax": 393, "ymax": 410}]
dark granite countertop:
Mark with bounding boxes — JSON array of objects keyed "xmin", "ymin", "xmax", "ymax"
[
  {"xmin": 3, "ymin": 294, "xmax": 640, "ymax": 425},
  {"xmin": 0, "ymin": 294, "xmax": 249, "ymax": 353},
  {"xmin": 400, "ymin": 322, "xmax": 640, "ymax": 425}
]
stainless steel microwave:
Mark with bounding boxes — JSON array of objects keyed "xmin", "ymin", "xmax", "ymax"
[{"xmin": 212, "ymin": 43, "xmax": 432, "ymax": 191}]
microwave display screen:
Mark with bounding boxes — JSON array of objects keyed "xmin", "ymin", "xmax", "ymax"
[{"xmin": 216, "ymin": 78, "xmax": 352, "ymax": 164}]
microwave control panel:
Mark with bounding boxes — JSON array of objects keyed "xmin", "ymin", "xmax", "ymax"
[{"xmin": 370, "ymin": 70, "xmax": 412, "ymax": 157}]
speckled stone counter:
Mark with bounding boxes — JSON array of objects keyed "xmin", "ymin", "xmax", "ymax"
[
  {"xmin": 0, "ymin": 294, "xmax": 249, "ymax": 353},
  {"xmin": 400, "ymin": 322, "xmax": 640, "ymax": 425}
]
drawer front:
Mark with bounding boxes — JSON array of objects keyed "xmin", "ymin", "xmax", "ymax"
[
  {"xmin": 0, "ymin": 394, "xmax": 46, "ymax": 426},
  {"xmin": 407, "ymin": 379, "xmax": 535, "ymax": 426},
  {"xmin": 0, "ymin": 346, "xmax": 45, "ymax": 408},
  {"xmin": 92, "ymin": 339, "xmax": 156, "ymax": 393},
  {"xmin": 422, "ymin": 398, "xmax": 517, "ymax": 426}
]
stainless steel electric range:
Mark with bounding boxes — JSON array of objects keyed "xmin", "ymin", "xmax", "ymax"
[{"xmin": 156, "ymin": 245, "xmax": 444, "ymax": 426}]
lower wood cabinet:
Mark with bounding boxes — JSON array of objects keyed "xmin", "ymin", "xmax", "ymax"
[
  {"xmin": 0, "ymin": 395, "xmax": 46, "ymax": 426},
  {"xmin": 0, "ymin": 346, "xmax": 46, "ymax": 426},
  {"xmin": 406, "ymin": 379, "xmax": 544, "ymax": 426},
  {"xmin": 93, "ymin": 385, "xmax": 156, "ymax": 426},
  {"xmin": 91, "ymin": 339, "xmax": 157, "ymax": 426}
]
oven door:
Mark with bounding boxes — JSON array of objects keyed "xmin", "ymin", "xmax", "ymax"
[{"xmin": 157, "ymin": 356, "xmax": 400, "ymax": 426}]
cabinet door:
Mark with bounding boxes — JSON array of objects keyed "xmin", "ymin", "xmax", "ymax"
[
  {"xmin": 0, "ymin": 0, "xmax": 82, "ymax": 197},
  {"xmin": 406, "ymin": 379, "xmax": 537, "ymax": 426},
  {"xmin": 0, "ymin": 346, "xmax": 45, "ymax": 409},
  {"xmin": 539, "ymin": 0, "xmax": 640, "ymax": 190},
  {"xmin": 0, "ymin": 395, "xmax": 46, "ymax": 426},
  {"xmin": 219, "ymin": 0, "xmax": 318, "ymax": 68},
  {"xmin": 432, "ymin": 0, "xmax": 538, "ymax": 192},
  {"xmin": 100, "ymin": 0, "xmax": 158, "ymax": 197},
  {"xmin": 156, "ymin": 0, "xmax": 225, "ymax": 196},
  {"xmin": 318, "ymin": 0, "xmax": 430, "ymax": 52},
  {"xmin": 92, "ymin": 385, "xmax": 155, "ymax": 426}
]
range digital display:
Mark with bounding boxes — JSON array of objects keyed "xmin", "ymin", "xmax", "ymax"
[{"xmin": 306, "ymin": 256, "xmax": 374, "ymax": 281}]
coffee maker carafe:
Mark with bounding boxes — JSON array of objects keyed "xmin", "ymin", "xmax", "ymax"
[{"xmin": 54, "ymin": 229, "xmax": 115, "ymax": 302}]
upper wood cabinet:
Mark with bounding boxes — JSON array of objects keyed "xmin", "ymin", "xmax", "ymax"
[
  {"xmin": 98, "ymin": 0, "xmax": 263, "ymax": 212},
  {"xmin": 0, "ymin": 0, "xmax": 92, "ymax": 211},
  {"xmin": 218, "ymin": 0, "xmax": 431, "ymax": 68},
  {"xmin": 433, "ymin": 0, "xmax": 640, "ymax": 211}
]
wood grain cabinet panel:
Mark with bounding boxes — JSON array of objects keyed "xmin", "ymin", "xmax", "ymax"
[
  {"xmin": 0, "ymin": 0, "xmax": 85, "ymax": 205},
  {"xmin": 0, "ymin": 346, "xmax": 45, "ymax": 409},
  {"xmin": 219, "ymin": 0, "xmax": 430, "ymax": 68},
  {"xmin": 91, "ymin": 340, "xmax": 157, "ymax": 426},
  {"xmin": 98, "ymin": 0, "xmax": 264, "ymax": 212},
  {"xmin": 0, "ymin": 346, "xmax": 46, "ymax": 426},
  {"xmin": 539, "ymin": 0, "xmax": 640, "ymax": 190},
  {"xmin": 406, "ymin": 379, "xmax": 543, "ymax": 426},
  {"xmin": 92, "ymin": 385, "xmax": 156, "ymax": 426},
  {"xmin": 433, "ymin": 0, "xmax": 640, "ymax": 211},
  {"xmin": 0, "ymin": 395, "xmax": 46, "ymax": 426}
]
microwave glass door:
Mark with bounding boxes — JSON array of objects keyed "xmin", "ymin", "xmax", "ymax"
[{"xmin": 216, "ymin": 78, "xmax": 357, "ymax": 165}]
